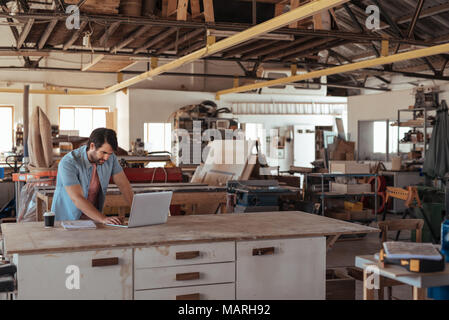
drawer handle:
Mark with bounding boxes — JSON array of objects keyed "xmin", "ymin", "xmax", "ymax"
[
  {"xmin": 176, "ymin": 251, "xmax": 200, "ymax": 260},
  {"xmin": 176, "ymin": 272, "xmax": 200, "ymax": 281},
  {"xmin": 92, "ymin": 257, "xmax": 119, "ymax": 267},
  {"xmin": 176, "ymin": 293, "xmax": 201, "ymax": 300},
  {"xmin": 252, "ymin": 247, "xmax": 275, "ymax": 256}
]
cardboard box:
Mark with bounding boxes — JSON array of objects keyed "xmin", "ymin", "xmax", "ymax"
[
  {"xmin": 330, "ymin": 152, "xmax": 346, "ymax": 161},
  {"xmin": 329, "ymin": 161, "xmax": 370, "ymax": 174},
  {"xmin": 344, "ymin": 201, "xmax": 363, "ymax": 211},
  {"xmin": 330, "ymin": 182, "xmax": 371, "ymax": 194}
]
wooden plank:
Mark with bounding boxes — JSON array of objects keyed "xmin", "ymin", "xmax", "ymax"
[
  {"xmin": 17, "ymin": 19, "xmax": 34, "ymax": 49},
  {"xmin": 134, "ymin": 27, "xmax": 178, "ymax": 54},
  {"xmin": 37, "ymin": 19, "xmax": 58, "ymax": 50},
  {"xmin": 274, "ymin": 3, "xmax": 285, "ymax": 16},
  {"xmin": 289, "ymin": 0, "xmax": 300, "ymax": 28},
  {"xmin": 203, "ymin": 0, "xmax": 215, "ymax": 22},
  {"xmin": 191, "ymin": 0, "xmax": 201, "ymax": 20},
  {"xmin": 2, "ymin": 211, "xmax": 380, "ymax": 255},
  {"xmin": 177, "ymin": 0, "xmax": 189, "ymax": 21},
  {"xmin": 63, "ymin": 20, "xmax": 88, "ymax": 51},
  {"xmin": 167, "ymin": 0, "xmax": 178, "ymax": 17},
  {"xmin": 98, "ymin": 21, "xmax": 121, "ymax": 47},
  {"xmin": 111, "ymin": 26, "xmax": 152, "ymax": 53}
]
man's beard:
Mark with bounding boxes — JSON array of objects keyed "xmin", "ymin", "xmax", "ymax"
[{"xmin": 88, "ymin": 152, "xmax": 105, "ymax": 165}]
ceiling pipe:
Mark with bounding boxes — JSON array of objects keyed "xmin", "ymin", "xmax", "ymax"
[{"xmin": 0, "ymin": 0, "xmax": 349, "ymax": 96}]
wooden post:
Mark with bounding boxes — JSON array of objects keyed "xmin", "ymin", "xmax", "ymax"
[
  {"xmin": 191, "ymin": 0, "xmax": 201, "ymax": 19},
  {"xmin": 289, "ymin": 0, "xmax": 300, "ymax": 28},
  {"xmin": 275, "ymin": 3, "xmax": 285, "ymax": 16},
  {"xmin": 177, "ymin": 0, "xmax": 188, "ymax": 20},
  {"xmin": 413, "ymin": 287, "xmax": 426, "ymax": 300},
  {"xmin": 203, "ymin": 0, "xmax": 215, "ymax": 22}
]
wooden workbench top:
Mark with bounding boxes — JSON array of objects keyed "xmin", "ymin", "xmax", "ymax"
[{"xmin": 1, "ymin": 212, "xmax": 379, "ymax": 255}]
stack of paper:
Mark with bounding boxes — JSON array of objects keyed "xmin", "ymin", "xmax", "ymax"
[
  {"xmin": 383, "ymin": 241, "xmax": 442, "ymax": 261},
  {"xmin": 62, "ymin": 220, "xmax": 97, "ymax": 230}
]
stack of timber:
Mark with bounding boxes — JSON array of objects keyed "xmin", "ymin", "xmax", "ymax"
[{"xmin": 65, "ymin": 0, "xmax": 120, "ymax": 15}]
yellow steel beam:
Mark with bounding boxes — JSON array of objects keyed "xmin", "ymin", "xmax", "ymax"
[
  {"xmin": 0, "ymin": 0, "xmax": 348, "ymax": 96},
  {"xmin": 215, "ymin": 42, "xmax": 449, "ymax": 98}
]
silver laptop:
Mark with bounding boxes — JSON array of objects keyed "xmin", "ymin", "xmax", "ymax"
[{"xmin": 106, "ymin": 191, "xmax": 173, "ymax": 228}]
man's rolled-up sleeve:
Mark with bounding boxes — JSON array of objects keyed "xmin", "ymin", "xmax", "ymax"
[{"xmin": 111, "ymin": 154, "xmax": 123, "ymax": 176}]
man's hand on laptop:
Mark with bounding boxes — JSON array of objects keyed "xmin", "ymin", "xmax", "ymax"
[{"xmin": 102, "ymin": 216, "xmax": 122, "ymax": 225}]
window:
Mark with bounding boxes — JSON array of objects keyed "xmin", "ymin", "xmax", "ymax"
[
  {"xmin": 358, "ymin": 120, "xmax": 413, "ymax": 161},
  {"xmin": 59, "ymin": 107, "xmax": 108, "ymax": 137},
  {"xmin": 243, "ymin": 123, "xmax": 265, "ymax": 154},
  {"xmin": 0, "ymin": 106, "xmax": 13, "ymax": 153},
  {"xmin": 144, "ymin": 123, "xmax": 172, "ymax": 153}
]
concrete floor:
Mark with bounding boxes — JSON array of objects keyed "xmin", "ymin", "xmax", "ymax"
[{"xmin": 326, "ymin": 214, "xmax": 416, "ymax": 300}]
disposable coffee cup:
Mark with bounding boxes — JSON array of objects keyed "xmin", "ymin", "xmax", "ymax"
[{"xmin": 44, "ymin": 212, "xmax": 55, "ymax": 228}]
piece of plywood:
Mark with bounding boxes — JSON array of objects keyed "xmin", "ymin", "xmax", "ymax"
[
  {"xmin": 2, "ymin": 212, "xmax": 379, "ymax": 255},
  {"xmin": 201, "ymin": 140, "xmax": 256, "ymax": 186}
]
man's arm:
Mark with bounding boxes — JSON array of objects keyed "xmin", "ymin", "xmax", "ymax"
[
  {"xmin": 112, "ymin": 170, "xmax": 134, "ymax": 207},
  {"xmin": 65, "ymin": 184, "xmax": 122, "ymax": 225}
]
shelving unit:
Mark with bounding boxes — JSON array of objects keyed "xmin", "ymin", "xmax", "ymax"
[
  {"xmin": 394, "ymin": 108, "xmax": 435, "ymax": 160},
  {"xmin": 304, "ymin": 173, "xmax": 378, "ymax": 223}
]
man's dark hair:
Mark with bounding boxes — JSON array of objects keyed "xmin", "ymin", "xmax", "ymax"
[{"xmin": 87, "ymin": 128, "xmax": 118, "ymax": 152}]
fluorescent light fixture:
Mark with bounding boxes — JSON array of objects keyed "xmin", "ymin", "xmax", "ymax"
[{"xmin": 208, "ymin": 29, "xmax": 294, "ymax": 41}]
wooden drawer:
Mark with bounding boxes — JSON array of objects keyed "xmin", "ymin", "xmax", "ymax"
[
  {"xmin": 14, "ymin": 249, "xmax": 133, "ymax": 300},
  {"xmin": 236, "ymin": 237, "xmax": 326, "ymax": 300},
  {"xmin": 135, "ymin": 262, "xmax": 235, "ymax": 290},
  {"xmin": 134, "ymin": 242, "xmax": 235, "ymax": 269},
  {"xmin": 135, "ymin": 283, "xmax": 235, "ymax": 300}
]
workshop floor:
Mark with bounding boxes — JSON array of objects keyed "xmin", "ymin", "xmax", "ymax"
[{"xmin": 326, "ymin": 213, "xmax": 416, "ymax": 300}]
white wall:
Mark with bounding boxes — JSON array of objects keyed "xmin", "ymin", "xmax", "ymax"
[{"xmin": 348, "ymin": 83, "xmax": 449, "ymax": 153}]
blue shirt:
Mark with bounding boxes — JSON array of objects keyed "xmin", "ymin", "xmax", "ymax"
[{"xmin": 51, "ymin": 145, "xmax": 123, "ymax": 221}]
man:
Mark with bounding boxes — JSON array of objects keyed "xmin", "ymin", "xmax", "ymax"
[{"xmin": 52, "ymin": 128, "xmax": 134, "ymax": 225}]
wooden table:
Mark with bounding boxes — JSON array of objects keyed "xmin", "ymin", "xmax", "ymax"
[
  {"xmin": 2, "ymin": 212, "xmax": 379, "ymax": 300},
  {"xmin": 356, "ymin": 255, "xmax": 449, "ymax": 300},
  {"xmin": 34, "ymin": 183, "xmax": 228, "ymax": 221}
]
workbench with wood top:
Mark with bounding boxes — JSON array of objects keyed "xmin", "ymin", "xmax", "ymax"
[
  {"xmin": 34, "ymin": 183, "xmax": 228, "ymax": 221},
  {"xmin": 1, "ymin": 211, "xmax": 379, "ymax": 300}
]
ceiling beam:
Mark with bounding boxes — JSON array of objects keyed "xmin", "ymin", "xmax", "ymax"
[
  {"xmin": 134, "ymin": 27, "xmax": 178, "ymax": 54},
  {"xmin": 156, "ymin": 28, "xmax": 205, "ymax": 54},
  {"xmin": 222, "ymin": 40, "xmax": 273, "ymax": 58},
  {"xmin": 396, "ymin": 2, "xmax": 449, "ymax": 25},
  {"xmin": 264, "ymin": 38, "xmax": 331, "ymax": 61},
  {"xmin": 0, "ymin": 12, "xmax": 435, "ymax": 47},
  {"xmin": 63, "ymin": 20, "xmax": 88, "ymax": 51},
  {"xmin": 37, "ymin": 19, "xmax": 58, "ymax": 49},
  {"xmin": 111, "ymin": 26, "xmax": 152, "ymax": 54},
  {"xmin": 98, "ymin": 21, "xmax": 121, "ymax": 47},
  {"xmin": 216, "ymin": 42, "xmax": 449, "ymax": 98},
  {"xmin": 242, "ymin": 36, "xmax": 314, "ymax": 60},
  {"xmin": 17, "ymin": 18, "xmax": 34, "ymax": 49}
]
